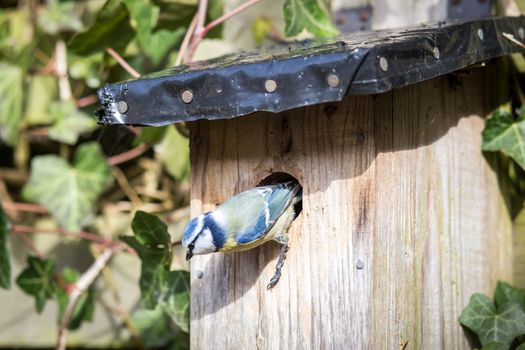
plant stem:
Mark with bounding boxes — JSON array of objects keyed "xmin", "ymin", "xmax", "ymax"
[
  {"xmin": 185, "ymin": 0, "xmax": 263, "ymax": 62},
  {"xmin": 56, "ymin": 246, "xmax": 117, "ymax": 350},
  {"xmin": 175, "ymin": 13, "xmax": 199, "ymax": 66},
  {"xmin": 106, "ymin": 48, "xmax": 140, "ymax": 78},
  {"xmin": 2, "ymin": 201, "xmax": 48, "ymax": 214},
  {"xmin": 202, "ymin": 0, "xmax": 262, "ymax": 37},
  {"xmin": 56, "ymin": 40, "xmax": 72, "ymax": 102},
  {"xmin": 195, "ymin": 0, "xmax": 209, "ymax": 35},
  {"xmin": 107, "ymin": 143, "xmax": 150, "ymax": 166},
  {"xmin": 11, "ymin": 224, "xmax": 112, "ymax": 245},
  {"xmin": 76, "ymin": 94, "xmax": 99, "ymax": 108}
]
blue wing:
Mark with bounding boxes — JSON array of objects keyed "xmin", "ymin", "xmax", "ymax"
[{"xmin": 216, "ymin": 181, "xmax": 301, "ymax": 245}]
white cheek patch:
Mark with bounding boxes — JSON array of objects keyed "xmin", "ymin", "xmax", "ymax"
[
  {"xmin": 193, "ymin": 228, "xmax": 216, "ymax": 254},
  {"xmin": 210, "ymin": 211, "xmax": 227, "ymax": 228}
]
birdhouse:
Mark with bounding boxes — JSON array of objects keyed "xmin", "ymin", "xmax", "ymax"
[{"xmin": 97, "ymin": 17, "xmax": 525, "ymax": 349}]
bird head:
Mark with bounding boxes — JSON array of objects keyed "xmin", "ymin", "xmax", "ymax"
[{"xmin": 182, "ymin": 213, "xmax": 218, "ymax": 260}]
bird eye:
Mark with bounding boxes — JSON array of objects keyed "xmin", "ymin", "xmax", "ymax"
[{"xmin": 189, "ymin": 242, "xmax": 195, "ymax": 250}]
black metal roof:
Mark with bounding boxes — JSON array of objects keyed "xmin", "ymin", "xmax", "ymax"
[{"xmin": 96, "ymin": 16, "xmax": 525, "ymax": 126}]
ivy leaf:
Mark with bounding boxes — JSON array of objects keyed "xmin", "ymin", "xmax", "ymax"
[
  {"xmin": 48, "ymin": 101, "xmax": 97, "ymax": 145},
  {"xmin": 68, "ymin": 0, "xmax": 135, "ymax": 55},
  {"xmin": 0, "ymin": 202, "xmax": 11, "ymax": 289},
  {"xmin": 283, "ymin": 0, "xmax": 339, "ymax": 38},
  {"xmin": 482, "ymin": 108, "xmax": 525, "ymax": 170},
  {"xmin": 153, "ymin": 0, "xmax": 223, "ymax": 38},
  {"xmin": 459, "ymin": 293, "xmax": 525, "ymax": 347},
  {"xmin": 494, "ymin": 281, "xmax": 525, "ymax": 310},
  {"xmin": 134, "ymin": 126, "xmax": 168, "ymax": 146},
  {"xmin": 123, "ymin": 0, "xmax": 184, "ymax": 65},
  {"xmin": 25, "ymin": 75, "xmax": 58, "ymax": 126},
  {"xmin": 0, "ymin": 62, "xmax": 24, "ymax": 146},
  {"xmin": 155, "ymin": 126, "xmax": 190, "ymax": 181},
  {"xmin": 22, "ymin": 142, "xmax": 113, "ymax": 231},
  {"xmin": 252, "ymin": 16, "xmax": 272, "ymax": 44},
  {"xmin": 56, "ymin": 268, "xmax": 95, "ymax": 330},
  {"xmin": 120, "ymin": 211, "xmax": 172, "ymax": 308},
  {"xmin": 481, "ymin": 343, "xmax": 509, "ymax": 350},
  {"xmin": 121, "ymin": 211, "xmax": 190, "ymax": 331},
  {"xmin": 37, "ymin": 0, "xmax": 83, "ymax": 35},
  {"xmin": 161, "ymin": 270, "xmax": 190, "ymax": 332},
  {"xmin": 16, "ymin": 256, "xmax": 57, "ymax": 313}
]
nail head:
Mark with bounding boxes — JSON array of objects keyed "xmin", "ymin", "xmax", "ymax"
[
  {"xmin": 379, "ymin": 56, "xmax": 388, "ymax": 72},
  {"xmin": 181, "ymin": 89, "xmax": 194, "ymax": 104},
  {"xmin": 477, "ymin": 28, "xmax": 484, "ymax": 40},
  {"xmin": 265, "ymin": 79, "xmax": 277, "ymax": 93},
  {"xmin": 196, "ymin": 270, "xmax": 204, "ymax": 279},
  {"xmin": 356, "ymin": 259, "xmax": 365, "ymax": 269},
  {"xmin": 116, "ymin": 101, "xmax": 128, "ymax": 114},
  {"xmin": 327, "ymin": 73, "xmax": 340, "ymax": 88},
  {"xmin": 433, "ymin": 47, "xmax": 440, "ymax": 60}
]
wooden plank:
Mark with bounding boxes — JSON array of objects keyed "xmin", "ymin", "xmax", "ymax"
[{"xmin": 188, "ymin": 67, "xmax": 512, "ymax": 349}]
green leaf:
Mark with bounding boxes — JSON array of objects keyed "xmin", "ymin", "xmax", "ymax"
[
  {"xmin": 481, "ymin": 343, "xmax": 509, "ymax": 350},
  {"xmin": 517, "ymin": 343, "xmax": 525, "ymax": 350},
  {"xmin": 16, "ymin": 256, "xmax": 57, "ymax": 313},
  {"xmin": 56, "ymin": 267, "xmax": 95, "ymax": 330},
  {"xmin": 121, "ymin": 211, "xmax": 189, "ymax": 331},
  {"xmin": 155, "ymin": 126, "xmax": 190, "ymax": 180},
  {"xmin": 134, "ymin": 125, "xmax": 168, "ymax": 146},
  {"xmin": 252, "ymin": 16, "xmax": 272, "ymax": 44},
  {"xmin": 37, "ymin": 0, "xmax": 83, "ymax": 35},
  {"xmin": 48, "ymin": 101, "xmax": 97, "ymax": 145},
  {"xmin": 283, "ymin": 0, "xmax": 339, "ymax": 38},
  {"xmin": 495, "ymin": 281, "xmax": 525, "ymax": 310},
  {"xmin": 69, "ymin": 53, "xmax": 104, "ymax": 88},
  {"xmin": 0, "ymin": 62, "xmax": 24, "ymax": 146},
  {"xmin": 459, "ymin": 293, "xmax": 525, "ymax": 347},
  {"xmin": 153, "ymin": 0, "xmax": 223, "ymax": 38},
  {"xmin": 132, "ymin": 303, "xmax": 189, "ymax": 349},
  {"xmin": 161, "ymin": 270, "xmax": 190, "ymax": 332},
  {"xmin": 121, "ymin": 211, "xmax": 172, "ymax": 308},
  {"xmin": 482, "ymin": 108, "xmax": 525, "ymax": 170},
  {"xmin": 0, "ymin": 202, "xmax": 11, "ymax": 289},
  {"xmin": 25, "ymin": 75, "xmax": 58, "ymax": 126},
  {"xmin": 123, "ymin": 0, "xmax": 184, "ymax": 65},
  {"xmin": 68, "ymin": 0, "xmax": 135, "ymax": 56},
  {"xmin": 22, "ymin": 142, "xmax": 113, "ymax": 231}
]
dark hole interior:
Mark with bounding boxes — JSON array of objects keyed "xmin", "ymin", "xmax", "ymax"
[{"xmin": 258, "ymin": 172, "xmax": 298, "ymax": 186}]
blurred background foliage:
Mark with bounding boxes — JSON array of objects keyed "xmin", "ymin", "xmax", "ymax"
[{"xmin": 0, "ymin": 0, "xmax": 337, "ymax": 348}]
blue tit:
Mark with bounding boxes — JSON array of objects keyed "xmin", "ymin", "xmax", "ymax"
[{"xmin": 182, "ymin": 181, "xmax": 302, "ymax": 289}]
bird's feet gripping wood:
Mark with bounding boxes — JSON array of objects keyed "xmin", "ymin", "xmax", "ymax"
[{"xmin": 267, "ymin": 244, "xmax": 290, "ymax": 289}]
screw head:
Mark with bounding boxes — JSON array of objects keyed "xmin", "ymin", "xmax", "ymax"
[
  {"xmin": 326, "ymin": 73, "xmax": 340, "ymax": 88},
  {"xmin": 265, "ymin": 79, "xmax": 277, "ymax": 93},
  {"xmin": 356, "ymin": 259, "xmax": 365, "ymax": 269},
  {"xmin": 433, "ymin": 47, "xmax": 440, "ymax": 60},
  {"xmin": 181, "ymin": 89, "xmax": 194, "ymax": 104},
  {"xmin": 196, "ymin": 270, "xmax": 204, "ymax": 279},
  {"xmin": 379, "ymin": 56, "xmax": 388, "ymax": 72},
  {"xmin": 477, "ymin": 28, "xmax": 484, "ymax": 40},
  {"xmin": 116, "ymin": 101, "xmax": 128, "ymax": 114}
]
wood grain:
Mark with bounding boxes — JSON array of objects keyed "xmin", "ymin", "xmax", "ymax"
[{"xmin": 188, "ymin": 67, "xmax": 512, "ymax": 349}]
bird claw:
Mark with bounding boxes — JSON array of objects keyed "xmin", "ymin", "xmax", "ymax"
[{"xmin": 266, "ymin": 244, "xmax": 288, "ymax": 290}]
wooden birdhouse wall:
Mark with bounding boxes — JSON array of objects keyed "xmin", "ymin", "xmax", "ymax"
[{"xmin": 188, "ymin": 67, "xmax": 513, "ymax": 349}]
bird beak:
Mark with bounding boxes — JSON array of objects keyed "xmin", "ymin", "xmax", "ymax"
[{"xmin": 186, "ymin": 250, "xmax": 193, "ymax": 261}]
